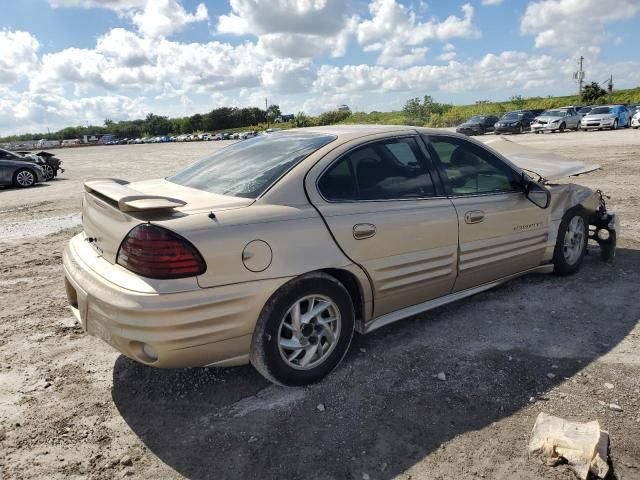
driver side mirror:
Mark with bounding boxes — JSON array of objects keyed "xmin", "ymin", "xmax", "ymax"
[{"xmin": 524, "ymin": 178, "xmax": 551, "ymax": 209}]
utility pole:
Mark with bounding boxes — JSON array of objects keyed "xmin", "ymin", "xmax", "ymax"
[
  {"xmin": 265, "ymin": 97, "xmax": 269, "ymax": 129},
  {"xmin": 575, "ymin": 56, "xmax": 585, "ymax": 100},
  {"xmin": 608, "ymin": 74, "xmax": 613, "ymax": 103}
]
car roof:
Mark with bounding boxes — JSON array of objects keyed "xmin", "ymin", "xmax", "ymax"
[{"xmin": 272, "ymin": 124, "xmax": 472, "ymax": 141}]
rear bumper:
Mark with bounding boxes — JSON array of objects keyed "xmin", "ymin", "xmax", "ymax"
[{"xmin": 63, "ymin": 234, "xmax": 291, "ymax": 368}]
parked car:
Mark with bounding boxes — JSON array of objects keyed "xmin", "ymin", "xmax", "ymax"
[
  {"xmin": 455, "ymin": 115, "xmax": 499, "ymax": 136},
  {"xmin": 577, "ymin": 106, "xmax": 595, "ymax": 117},
  {"xmin": 580, "ymin": 105, "xmax": 630, "ymax": 130},
  {"xmin": 494, "ymin": 110, "xmax": 536, "ymax": 134},
  {"xmin": 531, "ymin": 108, "xmax": 581, "ymax": 133},
  {"xmin": 0, "ymin": 157, "xmax": 45, "ymax": 188},
  {"xmin": 63, "ymin": 126, "xmax": 617, "ymax": 386},
  {"xmin": 0, "ymin": 148, "xmax": 63, "ymax": 181},
  {"xmin": 632, "ymin": 110, "xmax": 640, "ymax": 129}
]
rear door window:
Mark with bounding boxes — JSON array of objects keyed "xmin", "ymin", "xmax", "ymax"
[{"xmin": 318, "ymin": 137, "xmax": 436, "ymax": 201}]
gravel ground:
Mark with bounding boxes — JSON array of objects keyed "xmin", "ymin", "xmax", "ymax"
[{"xmin": 1, "ymin": 130, "xmax": 639, "ymax": 480}]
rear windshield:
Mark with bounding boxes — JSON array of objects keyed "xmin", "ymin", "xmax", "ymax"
[{"xmin": 168, "ymin": 132, "xmax": 335, "ymax": 198}]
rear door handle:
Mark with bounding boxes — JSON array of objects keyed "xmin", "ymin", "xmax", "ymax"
[
  {"xmin": 464, "ymin": 210, "xmax": 485, "ymax": 224},
  {"xmin": 353, "ymin": 223, "xmax": 376, "ymax": 240}
]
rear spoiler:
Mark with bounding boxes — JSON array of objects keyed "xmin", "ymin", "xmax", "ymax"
[{"xmin": 84, "ymin": 178, "xmax": 187, "ymax": 212}]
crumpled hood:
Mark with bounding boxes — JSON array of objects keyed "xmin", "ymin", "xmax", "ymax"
[{"xmin": 479, "ymin": 136, "xmax": 600, "ymax": 179}]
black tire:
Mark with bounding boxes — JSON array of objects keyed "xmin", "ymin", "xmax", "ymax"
[
  {"xmin": 519, "ymin": 125, "xmax": 524, "ymax": 134},
  {"xmin": 12, "ymin": 168, "xmax": 36, "ymax": 188},
  {"xmin": 611, "ymin": 119, "xmax": 618, "ymax": 130},
  {"xmin": 553, "ymin": 208, "xmax": 588, "ymax": 276},
  {"xmin": 559, "ymin": 122, "xmax": 565, "ymax": 133},
  {"xmin": 250, "ymin": 272, "xmax": 355, "ymax": 386}
]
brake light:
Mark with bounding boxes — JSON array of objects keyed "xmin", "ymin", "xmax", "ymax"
[{"xmin": 117, "ymin": 224, "xmax": 206, "ymax": 279}]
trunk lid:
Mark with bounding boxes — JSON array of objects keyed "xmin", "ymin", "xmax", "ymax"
[{"xmin": 82, "ymin": 178, "xmax": 252, "ymax": 264}]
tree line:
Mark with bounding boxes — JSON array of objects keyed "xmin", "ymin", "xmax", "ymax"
[{"xmin": 1, "ymin": 105, "xmax": 283, "ymax": 142}]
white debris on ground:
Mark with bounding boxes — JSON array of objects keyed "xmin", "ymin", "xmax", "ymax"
[{"xmin": 528, "ymin": 412, "xmax": 610, "ymax": 480}]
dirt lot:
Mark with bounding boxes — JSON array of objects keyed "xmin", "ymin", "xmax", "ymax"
[{"xmin": 1, "ymin": 130, "xmax": 639, "ymax": 480}]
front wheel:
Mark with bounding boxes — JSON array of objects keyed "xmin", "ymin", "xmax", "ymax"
[
  {"xmin": 611, "ymin": 119, "xmax": 618, "ymax": 130},
  {"xmin": 250, "ymin": 272, "xmax": 355, "ymax": 386},
  {"xmin": 559, "ymin": 122, "xmax": 566, "ymax": 133},
  {"xmin": 42, "ymin": 164, "xmax": 55, "ymax": 181},
  {"xmin": 553, "ymin": 209, "xmax": 588, "ymax": 276}
]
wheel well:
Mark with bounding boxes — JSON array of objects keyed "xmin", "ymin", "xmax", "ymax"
[{"xmin": 320, "ymin": 268, "xmax": 364, "ymax": 323}]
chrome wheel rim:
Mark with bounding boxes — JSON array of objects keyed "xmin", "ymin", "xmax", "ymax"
[
  {"xmin": 43, "ymin": 164, "xmax": 54, "ymax": 180},
  {"xmin": 563, "ymin": 216, "xmax": 585, "ymax": 265},
  {"xmin": 277, "ymin": 295, "xmax": 341, "ymax": 370},
  {"xmin": 16, "ymin": 170, "xmax": 34, "ymax": 187}
]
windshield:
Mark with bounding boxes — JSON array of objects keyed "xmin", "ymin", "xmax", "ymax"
[
  {"xmin": 578, "ymin": 107, "xmax": 592, "ymax": 114},
  {"xmin": 590, "ymin": 107, "xmax": 611, "ymax": 114},
  {"xmin": 501, "ymin": 112, "xmax": 525, "ymax": 120},
  {"xmin": 467, "ymin": 116, "xmax": 485, "ymax": 124},
  {"xmin": 168, "ymin": 132, "xmax": 335, "ymax": 198},
  {"xmin": 542, "ymin": 110, "xmax": 567, "ymax": 117}
]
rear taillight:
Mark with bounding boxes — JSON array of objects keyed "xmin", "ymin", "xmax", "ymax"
[{"xmin": 117, "ymin": 224, "xmax": 206, "ymax": 279}]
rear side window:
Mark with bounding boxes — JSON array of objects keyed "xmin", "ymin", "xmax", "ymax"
[
  {"xmin": 318, "ymin": 137, "xmax": 436, "ymax": 201},
  {"xmin": 426, "ymin": 136, "xmax": 521, "ymax": 195}
]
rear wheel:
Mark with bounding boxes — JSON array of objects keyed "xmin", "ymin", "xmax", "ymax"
[
  {"xmin": 250, "ymin": 272, "xmax": 355, "ymax": 386},
  {"xmin": 13, "ymin": 168, "xmax": 36, "ymax": 188},
  {"xmin": 553, "ymin": 209, "xmax": 588, "ymax": 276}
]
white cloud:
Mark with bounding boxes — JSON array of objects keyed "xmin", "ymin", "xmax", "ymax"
[
  {"xmin": 521, "ymin": 0, "xmax": 640, "ymax": 51},
  {"xmin": 481, "ymin": 0, "xmax": 504, "ymax": 5},
  {"xmin": 216, "ymin": 0, "xmax": 356, "ymax": 58},
  {"xmin": 48, "ymin": 0, "xmax": 208, "ymax": 38},
  {"xmin": 0, "ymin": 30, "xmax": 40, "ymax": 84},
  {"xmin": 131, "ymin": 0, "xmax": 208, "ymax": 38},
  {"xmin": 357, "ymin": 1, "xmax": 478, "ymax": 67},
  {"xmin": 436, "ymin": 42, "xmax": 456, "ymax": 61}
]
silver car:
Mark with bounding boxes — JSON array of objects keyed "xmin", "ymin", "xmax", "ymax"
[
  {"xmin": 531, "ymin": 108, "xmax": 581, "ymax": 133},
  {"xmin": 0, "ymin": 158, "xmax": 45, "ymax": 187}
]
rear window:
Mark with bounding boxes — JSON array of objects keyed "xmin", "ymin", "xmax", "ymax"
[{"xmin": 168, "ymin": 132, "xmax": 335, "ymax": 198}]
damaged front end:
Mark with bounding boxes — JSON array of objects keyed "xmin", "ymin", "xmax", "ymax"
[
  {"xmin": 547, "ymin": 183, "xmax": 618, "ymax": 262},
  {"xmin": 589, "ymin": 190, "xmax": 618, "ymax": 261}
]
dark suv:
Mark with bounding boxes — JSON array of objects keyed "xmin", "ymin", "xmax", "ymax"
[
  {"xmin": 494, "ymin": 110, "xmax": 536, "ymax": 134},
  {"xmin": 455, "ymin": 115, "xmax": 500, "ymax": 136}
]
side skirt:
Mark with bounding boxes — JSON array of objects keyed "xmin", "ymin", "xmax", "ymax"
[{"xmin": 362, "ymin": 264, "xmax": 554, "ymax": 334}]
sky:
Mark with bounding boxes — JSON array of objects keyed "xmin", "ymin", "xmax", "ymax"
[{"xmin": 1, "ymin": 0, "xmax": 640, "ymax": 135}]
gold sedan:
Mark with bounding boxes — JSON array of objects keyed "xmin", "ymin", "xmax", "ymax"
[{"xmin": 63, "ymin": 126, "xmax": 617, "ymax": 385}]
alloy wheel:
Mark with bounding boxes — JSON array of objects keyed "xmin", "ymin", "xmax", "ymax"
[
  {"xmin": 15, "ymin": 170, "xmax": 35, "ymax": 187},
  {"xmin": 277, "ymin": 295, "xmax": 341, "ymax": 370},
  {"xmin": 563, "ymin": 216, "xmax": 586, "ymax": 265},
  {"xmin": 42, "ymin": 164, "xmax": 54, "ymax": 181}
]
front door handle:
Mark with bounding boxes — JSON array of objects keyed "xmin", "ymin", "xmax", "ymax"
[
  {"xmin": 464, "ymin": 210, "xmax": 485, "ymax": 224},
  {"xmin": 353, "ymin": 223, "xmax": 376, "ymax": 240}
]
